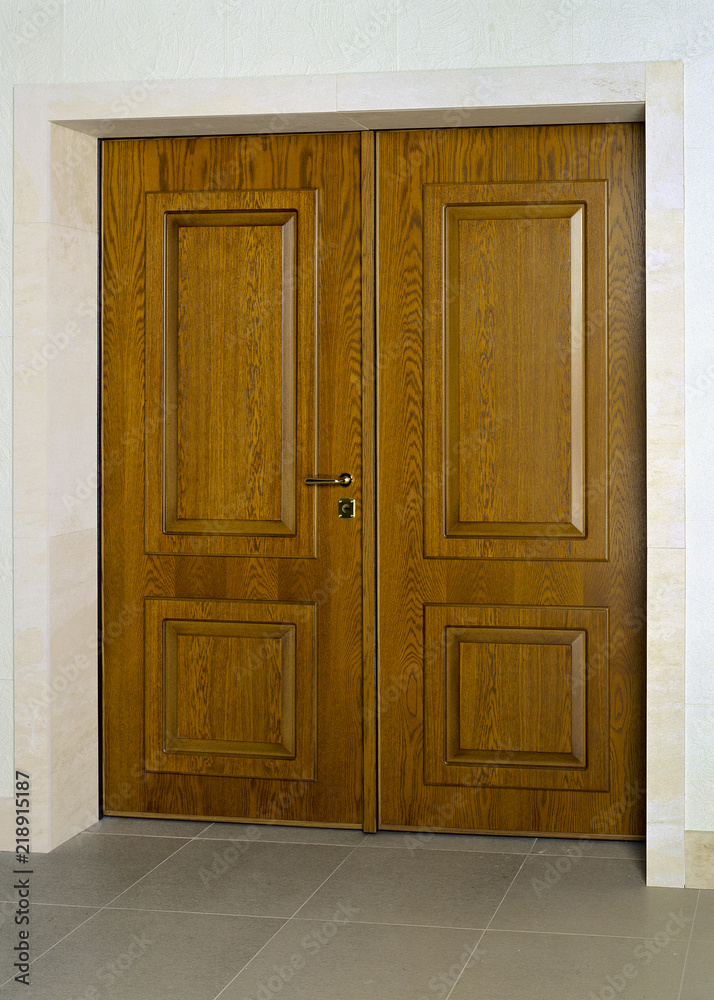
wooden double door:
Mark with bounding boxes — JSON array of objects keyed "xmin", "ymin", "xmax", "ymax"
[{"xmin": 102, "ymin": 124, "xmax": 645, "ymax": 838}]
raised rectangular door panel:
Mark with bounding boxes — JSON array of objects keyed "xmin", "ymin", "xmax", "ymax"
[
  {"xmin": 145, "ymin": 191, "xmax": 318, "ymax": 556},
  {"xmin": 378, "ymin": 125, "xmax": 645, "ymax": 837},
  {"xmin": 102, "ymin": 132, "xmax": 369, "ymax": 826},
  {"xmin": 424, "ymin": 182, "xmax": 608, "ymax": 559},
  {"xmin": 424, "ymin": 604, "xmax": 609, "ymax": 790},
  {"xmin": 144, "ymin": 598, "xmax": 316, "ymax": 780}
]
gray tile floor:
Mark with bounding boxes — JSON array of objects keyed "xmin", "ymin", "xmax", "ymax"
[{"xmin": 0, "ymin": 818, "xmax": 711, "ymax": 999}]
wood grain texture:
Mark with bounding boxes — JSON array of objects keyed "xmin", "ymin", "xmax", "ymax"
[
  {"xmin": 360, "ymin": 132, "xmax": 378, "ymax": 833},
  {"xmin": 454, "ymin": 633, "xmax": 577, "ymax": 756},
  {"xmin": 104, "ymin": 125, "xmax": 645, "ymax": 837},
  {"xmin": 424, "ymin": 181, "xmax": 606, "ymax": 557},
  {"xmin": 146, "ymin": 599, "xmax": 314, "ymax": 780},
  {"xmin": 172, "ymin": 215, "xmax": 290, "ymax": 525},
  {"xmin": 378, "ymin": 124, "xmax": 645, "ymax": 837},
  {"xmin": 452, "ymin": 212, "xmax": 573, "ymax": 525},
  {"xmin": 424, "ymin": 604, "xmax": 607, "ymax": 790},
  {"xmin": 172, "ymin": 627, "xmax": 291, "ymax": 745},
  {"xmin": 103, "ymin": 133, "xmax": 365, "ymax": 825},
  {"xmin": 146, "ymin": 188, "xmax": 318, "ymax": 555}
]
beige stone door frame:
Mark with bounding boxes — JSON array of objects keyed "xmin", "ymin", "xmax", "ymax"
[{"xmin": 11, "ymin": 63, "xmax": 685, "ymax": 886}]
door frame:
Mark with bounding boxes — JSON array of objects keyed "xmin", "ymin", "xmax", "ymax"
[{"xmin": 11, "ymin": 64, "xmax": 685, "ymax": 886}]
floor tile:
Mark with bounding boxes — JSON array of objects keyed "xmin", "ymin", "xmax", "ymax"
[
  {"xmin": 298, "ymin": 846, "xmax": 523, "ymax": 928},
  {"xmin": 492, "ymin": 855, "xmax": 698, "ymax": 938},
  {"xmin": 87, "ymin": 817, "xmax": 213, "ymax": 838},
  {"xmin": 110, "ymin": 840, "xmax": 353, "ymax": 917},
  {"xmin": 2, "ymin": 835, "xmax": 188, "ymax": 907},
  {"xmin": 1, "ymin": 816, "xmax": 709, "ymax": 999},
  {"xmin": 532, "ymin": 837, "xmax": 646, "ymax": 860},
  {"xmin": 199, "ymin": 822, "xmax": 366, "ymax": 847},
  {"xmin": 0, "ymin": 906, "xmax": 282, "ymax": 999},
  {"xmin": 0, "ymin": 903, "xmax": 97, "ymax": 975},
  {"xmin": 691, "ymin": 889, "xmax": 714, "ymax": 940},
  {"xmin": 450, "ymin": 929, "xmax": 688, "ymax": 1000},
  {"xmin": 221, "ymin": 919, "xmax": 482, "ymax": 1000},
  {"xmin": 680, "ymin": 939, "xmax": 714, "ymax": 1000},
  {"xmin": 367, "ymin": 831, "xmax": 536, "ymax": 853}
]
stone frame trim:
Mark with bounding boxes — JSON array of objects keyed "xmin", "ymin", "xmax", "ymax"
[{"xmin": 10, "ymin": 63, "xmax": 685, "ymax": 885}]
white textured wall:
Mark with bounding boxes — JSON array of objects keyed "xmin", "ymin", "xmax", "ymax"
[{"xmin": 1, "ymin": 0, "xmax": 712, "ymax": 826}]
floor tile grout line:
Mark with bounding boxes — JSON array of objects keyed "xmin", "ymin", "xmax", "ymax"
[
  {"xmin": 286, "ymin": 838, "xmax": 368, "ymax": 920},
  {"xmin": 208, "ymin": 917, "xmax": 291, "ymax": 1000},
  {"xmin": 283, "ymin": 918, "xmax": 708, "ymax": 941},
  {"xmin": 355, "ymin": 846, "xmax": 537, "ymax": 856},
  {"xmin": 103, "ymin": 905, "xmax": 287, "ymax": 919},
  {"xmin": 444, "ymin": 850, "xmax": 532, "ymax": 1000},
  {"xmin": 312, "ymin": 843, "xmax": 644, "ymax": 860},
  {"xmin": 84, "ymin": 821, "xmax": 216, "ymax": 839},
  {"xmin": 209, "ymin": 839, "xmax": 367, "ymax": 1000},
  {"xmin": 83, "ymin": 832, "xmax": 209, "ymax": 839},
  {"xmin": 676, "ymin": 888, "xmax": 700, "ymax": 1000},
  {"xmin": 0, "ymin": 899, "xmax": 91, "ymax": 907},
  {"xmin": 100, "ymin": 906, "xmax": 491, "ymax": 929},
  {"xmin": 480, "ymin": 850, "xmax": 534, "ymax": 929},
  {"xmin": 0, "ymin": 900, "xmax": 705, "ymax": 994},
  {"xmin": 13, "ymin": 833, "xmax": 206, "ymax": 974},
  {"xmin": 77, "ymin": 906, "xmax": 708, "ymax": 942},
  {"xmin": 530, "ymin": 851, "xmax": 646, "ymax": 861},
  {"xmin": 198, "ymin": 838, "xmax": 366, "ymax": 847},
  {"xmin": 0, "ymin": 903, "xmax": 105, "ymax": 987},
  {"xmin": 291, "ymin": 838, "xmax": 642, "ymax": 859}
]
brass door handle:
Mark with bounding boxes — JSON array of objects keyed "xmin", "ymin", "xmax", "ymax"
[{"xmin": 304, "ymin": 472, "xmax": 353, "ymax": 486}]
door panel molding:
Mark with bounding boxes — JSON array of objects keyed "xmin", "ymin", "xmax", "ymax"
[
  {"xmin": 145, "ymin": 188, "xmax": 319, "ymax": 558},
  {"xmin": 423, "ymin": 604, "xmax": 609, "ymax": 791},
  {"xmin": 145, "ymin": 598, "xmax": 317, "ymax": 780},
  {"xmin": 423, "ymin": 180, "xmax": 608, "ymax": 561}
]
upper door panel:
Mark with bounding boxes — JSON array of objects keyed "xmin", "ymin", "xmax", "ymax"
[
  {"xmin": 423, "ymin": 179, "xmax": 608, "ymax": 560},
  {"xmin": 145, "ymin": 188, "xmax": 319, "ymax": 557}
]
